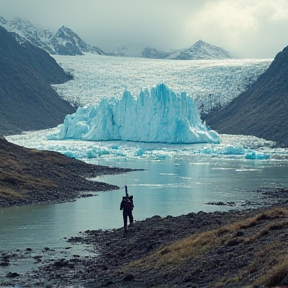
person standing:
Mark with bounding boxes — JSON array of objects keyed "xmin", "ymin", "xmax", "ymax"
[{"xmin": 120, "ymin": 191, "xmax": 134, "ymax": 233}]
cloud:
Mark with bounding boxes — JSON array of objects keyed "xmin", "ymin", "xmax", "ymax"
[
  {"xmin": 184, "ymin": 0, "xmax": 288, "ymax": 57},
  {"xmin": 0, "ymin": 0, "xmax": 287, "ymax": 58}
]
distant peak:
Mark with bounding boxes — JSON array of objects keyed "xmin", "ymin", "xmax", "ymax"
[
  {"xmin": 192, "ymin": 40, "xmax": 213, "ymax": 48},
  {"xmin": 56, "ymin": 26, "xmax": 77, "ymax": 37},
  {"xmin": 194, "ymin": 40, "xmax": 206, "ymax": 45},
  {"xmin": 58, "ymin": 26, "xmax": 72, "ymax": 31}
]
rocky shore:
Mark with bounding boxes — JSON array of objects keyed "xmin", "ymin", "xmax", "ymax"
[{"xmin": 2, "ymin": 188, "xmax": 288, "ymax": 288}]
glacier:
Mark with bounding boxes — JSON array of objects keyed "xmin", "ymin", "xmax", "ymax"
[
  {"xmin": 48, "ymin": 84, "xmax": 220, "ymax": 144},
  {"xmin": 51, "ymin": 55, "xmax": 271, "ymax": 113}
]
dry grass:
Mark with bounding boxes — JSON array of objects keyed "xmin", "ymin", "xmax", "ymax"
[
  {"xmin": 0, "ymin": 187, "xmax": 26, "ymax": 198},
  {"xmin": 118, "ymin": 207, "xmax": 288, "ymax": 287},
  {"xmin": 0, "ymin": 138, "xmax": 85, "ymax": 200},
  {"xmin": 0, "ymin": 137, "xmax": 125, "ymax": 204},
  {"xmin": 249, "ymin": 241, "xmax": 288, "ymax": 287}
]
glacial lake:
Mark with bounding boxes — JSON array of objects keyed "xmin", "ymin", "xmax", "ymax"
[{"xmin": 1, "ymin": 152, "xmax": 288, "ymax": 253}]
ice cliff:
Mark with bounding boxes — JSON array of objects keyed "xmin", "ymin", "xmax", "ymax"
[{"xmin": 48, "ymin": 84, "xmax": 221, "ymax": 144}]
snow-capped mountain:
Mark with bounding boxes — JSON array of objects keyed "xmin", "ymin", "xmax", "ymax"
[
  {"xmin": 0, "ymin": 16, "xmax": 234, "ymax": 59},
  {"xmin": 0, "ymin": 17, "xmax": 107, "ymax": 56},
  {"xmin": 169, "ymin": 40, "xmax": 234, "ymax": 60},
  {"xmin": 112, "ymin": 40, "xmax": 235, "ymax": 60},
  {"xmin": 52, "ymin": 26, "xmax": 107, "ymax": 55}
]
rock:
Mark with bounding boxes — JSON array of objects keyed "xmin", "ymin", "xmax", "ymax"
[
  {"xmin": 0, "ymin": 260, "xmax": 9, "ymax": 266},
  {"xmin": 33, "ymin": 255, "xmax": 42, "ymax": 259},
  {"xmin": 104, "ymin": 279, "xmax": 115, "ymax": 285},
  {"xmin": 280, "ymin": 273, "xmax": 288, "ymax": 285},
  {"xmin": 123, "ymin": 274, "xmax": 135, "ymax": 281},
  {"xmin": 53, "ymin": 258, "xmax": 68, "ymax": 267},
  {"xmin": 6, "ymin": 271, "xmax": 20, "ymax": 278}
]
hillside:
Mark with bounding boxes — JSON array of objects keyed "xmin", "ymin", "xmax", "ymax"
[
  {"xmin": 204, "ymin": 45, "xmax": 288, "ymax": 147},
  {"xmin": 0, "ymin": 137, "xmax": 132, "ymax": 208},
  {"xmin": 0, "ymin": 26, "xmax": 76, "ymax": 135}
]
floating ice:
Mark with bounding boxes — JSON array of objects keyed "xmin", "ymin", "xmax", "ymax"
[
  {"xmin": 48, "ymin": 84, "xmax": 221, "ymax": 144},
  {"xmin": 245, "ymin": 151, "xmax": 270, "ymax": 160}
]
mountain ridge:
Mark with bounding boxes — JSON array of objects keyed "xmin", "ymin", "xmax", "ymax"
[
  {"xmin": 111, "ymin": 40, "xmax": 235, "ymax": 60},
  {"xmin": 0, "ymin": 25, "xmax": 76, "ymax": 135},
  {"xmin": 0, "ymin": 17, "xmax": 107, "ymax": 56},
  {"xmin": 0, "ymin": 16, "xmax": 234, "ymax": 60}
]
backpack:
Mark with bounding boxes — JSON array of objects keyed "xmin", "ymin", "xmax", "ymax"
[{"xmin": 124, "ymin": 199, "xmax": 134, "ymax": 211}]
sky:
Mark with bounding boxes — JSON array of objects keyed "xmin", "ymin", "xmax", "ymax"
[{"xmin": 1, "ymin": 0, "xmax": 288, "ymax": 58}]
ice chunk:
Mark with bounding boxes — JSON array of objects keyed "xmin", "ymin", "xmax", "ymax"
[
  {"xmin": 245, "ymin": 151, "xmax": 270, "ymax": 160},
  {"xmin": 48, "ymin": 84, "xmax": 221, "ymax": 144}
]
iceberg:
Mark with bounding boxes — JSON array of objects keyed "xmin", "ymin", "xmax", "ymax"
[
  {"xmin": 48, "ymin": 84, "xmax": 221, "ymax": 144},
  {"xmin": 245, "ymin": 151, "xmax": 270, "ymax": 160}
]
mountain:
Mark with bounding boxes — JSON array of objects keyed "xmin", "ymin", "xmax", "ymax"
[
  {"xmin": 0, "ymin": 25, "xmax": 76, "ymax": 135},
  {"xmin": 168, "ymin": 40, "xmax": 234, "ymax": 60},
  {"xmin": 204, "ymin": 45, "xmax": 288, "ymax": 147},
  {"xmin": 1, "ymin": 17, "xmax": 234, "ymax": 59},
  {"xmin": 0, "ymin": 17, "xmax": 107, "ymax": 56},
  {"xmin": 112, "ymin": 40, "xmax": 234, "ymax": 60}
]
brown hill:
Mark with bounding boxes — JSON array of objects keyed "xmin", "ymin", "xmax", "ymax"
[
  {"xmin": 0, "ymin": 137, "xmax": 132, "ymax": 208},
  {"xmin": 204, "ymin": 46, "xmax": 288, "ymax": 147},
  {"xmin": 0, "ymin": 25, "xmax": 75, "ymax": 135}
]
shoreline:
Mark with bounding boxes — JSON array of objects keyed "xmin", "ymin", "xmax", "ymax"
[{"xmin": 1, "ymin": 187, "xmax": 288, "ymax": 287}]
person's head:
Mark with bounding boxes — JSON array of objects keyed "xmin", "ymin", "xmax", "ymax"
[{"xmin": 129, "ymin": 195, "xmax": 133, "ymax": 200}]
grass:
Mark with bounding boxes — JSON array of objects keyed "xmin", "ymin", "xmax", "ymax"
[
  {"xmin": 0, "ymin": 137, "xmax": 124, "ymax": 204},
  {"xmin": 0, "ymin": 138, "xmax": 88, "ymax": 201},
  {"xmin": 0, "ymin": 187, "xmax": 26, "ymax": 199},
  {"xmin": 118, "ymin": 207, "xmax": 288, "ymax": 287}
]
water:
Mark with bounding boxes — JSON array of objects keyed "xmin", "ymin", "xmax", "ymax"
[
  {"xmin": 2, "ymin": 131, "xmax": 288, "ymax": 254},
  {"xmin": 0, "ymin": 55, "xmax": 286, "ymax": 276}
]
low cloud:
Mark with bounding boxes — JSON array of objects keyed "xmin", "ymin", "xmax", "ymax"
[{"xmin": 0, "ymin": 0, "xmax": 287, "ymax": 58}]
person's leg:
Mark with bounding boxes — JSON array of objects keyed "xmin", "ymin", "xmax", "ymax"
[
  {"xmin": 123, "ymin": 211, "xmax": 128, "ymax": 232},
  {"xmin": 128, "ymin": 211, "xmax": 133, "ymax": 225}
]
